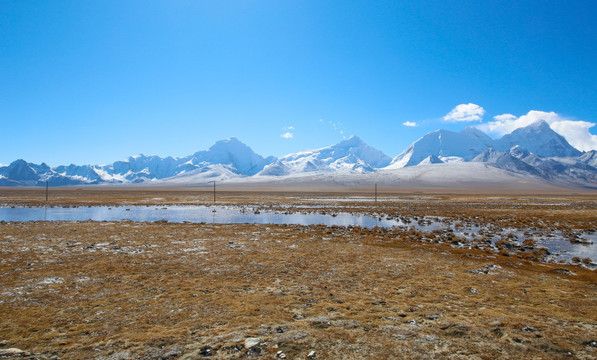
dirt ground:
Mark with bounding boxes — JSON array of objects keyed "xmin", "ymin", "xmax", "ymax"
[{"xmin": 0, "ymin": 188, "xmax": 596, "ymax": 359}]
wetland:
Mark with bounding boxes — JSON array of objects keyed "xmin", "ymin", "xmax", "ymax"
[{"xmin": 0, "ymin": 188, "xmax": 596, "ymax": 359}]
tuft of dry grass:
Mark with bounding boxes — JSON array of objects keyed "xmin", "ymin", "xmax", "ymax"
[{"xmin": 0, "ymin": 219, "xmax": 596, "ymax": 359}]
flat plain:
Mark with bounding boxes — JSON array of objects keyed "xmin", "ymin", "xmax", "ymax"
[{"xmin": 0, "ymin": 187, "xmax": 596, "ymax": 359}]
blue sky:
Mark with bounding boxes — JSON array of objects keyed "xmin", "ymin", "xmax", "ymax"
[{"xmin": 1, "ymin": 1, "xmax": 596, "ymax": 166}]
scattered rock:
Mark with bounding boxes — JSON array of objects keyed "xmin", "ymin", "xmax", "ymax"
[
  {"xmin": 550, "ymin": 268, "xmax": 576, "ymax": 276},
  {"xmin": 469, "ymin": 264, "xmax": 502, "ymax": 274},
  {"xmin": 244, "ymin": 337, "xmax": 261, "ymax": 349},
  {"xmin": 39, "ymin": 277, "xmax": 64, "ymax": 284},
  {"xmin": 161, "ymin": 347, "xmax": 183, "ymax": 359},
  {"xmin": 440, "ymin": 323, "xmax": 471, "ymax": 337},
  {"xmin": 521, "ymin": 326, "xmax": 536, "ymax": 332},
  {"xmin": 469, "ymin": 287, "xmax": 479, "ymax": 294},
  {"xmin": 0, "ymin": 348, "xmax": 29, "ymax": 356},
  {"xmin": 277, "ymin": 350, "xmax": 287, "ymax": 358},
  {"xmin": 583, "ymin": 340, "xmax": 597, "ymax": 347},
  {"xmin": 272, "ymin": 330, "xmax": 309, "ymax": 343},
  {"xmin": 307, "ymin": 350, "xmax": 316, "ymax": 359}
]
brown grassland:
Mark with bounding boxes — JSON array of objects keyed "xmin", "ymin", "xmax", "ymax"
[{"xmin": 0, "ymin": 187, "xmax": 596, "ymax": 359}]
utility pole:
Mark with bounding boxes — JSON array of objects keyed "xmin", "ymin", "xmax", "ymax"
[
  {"xmin": 374, "ymin": 183, "xmax": 377, "ymax": 205},
  {"xmin": 209, "ymin": 181, "xmax": 216, "ymax": 203},
  {"xmin": 45, "ymin": 181, "xmax": 49, "ymax": 202}
]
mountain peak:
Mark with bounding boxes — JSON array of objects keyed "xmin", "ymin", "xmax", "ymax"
[
  {"xmin": 336, "ymin": 135, "xmax": 365, "ymax": 148},
  {"xmin": 497, "ymin": 121, "xmax": 581, "ymax": 157},
  {"xmin": 460, "ymin": 126, "xmax": 492, "ymax": 139},
  {"xmin": 528, "ymin": 119, "xmax": 550, "ymax": 129}
]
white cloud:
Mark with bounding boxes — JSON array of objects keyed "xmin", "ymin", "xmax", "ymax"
[
  {"xmin": 282, "ymin": 126, "xmax": 294, "ymax": 131},
  {"xmin": 444, "ymin": 103, "xmax": 485, "ymax": 122},
  {"xmin": 402, "ymin": 121, "xmax": 417, "ymax": 127},
  {"xmin": 478, "ymin": 110, "xmax": 597, "ymax": 151},
  {"xmin": 280, "ymin": 132, "xmax": 293, "ymax": 139}
]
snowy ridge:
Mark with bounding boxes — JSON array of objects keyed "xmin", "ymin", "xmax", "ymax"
[
  {"xmin": 386, "ymin": 127, "xmax": 495, "ymax": 169},
  {"xmin": 1, "ymin": 121, "xmax": 596, "ymax": 189},
  {"xmin": 258, "ymin": 136, "xmax": 391, "ymax": 176}
]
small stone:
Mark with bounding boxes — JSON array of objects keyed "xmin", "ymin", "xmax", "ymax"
[
  {"xmin": 307, "ymin": 350, "xmax": 316, "ymax": 359},
  {"xmin": 244, "ymin": 337, "xmax": 261, "ymax": 349},
  {"xmin": 277, "ymin": 350, "xmax": 286, "ymax": 358},
  {"xmin": 521, "ymin": 326, "xmax": 536, "ymax": 332},
  {"xmin": 199, "ymin": 347, "xmax": 213, "ymax": 356},
  {"xmin": 0, "ymin": 348, "xmax": 28, "ymax": 356},
  {"xmin": 551, "ymin": 268, "xmax": 576, "ymax": 276},
  {"xmin": 469, "ymin": 287, "xmax": 479, "ymax": 294}
]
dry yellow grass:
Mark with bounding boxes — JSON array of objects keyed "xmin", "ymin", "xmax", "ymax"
[{"xmin": 0, "ymin": 189, "xmax": 596, "ymax": 359}]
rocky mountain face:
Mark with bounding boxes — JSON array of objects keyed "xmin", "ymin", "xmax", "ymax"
[{"xmin": 1, "ymin": 121, "xmax": 596, "ymax": 188}]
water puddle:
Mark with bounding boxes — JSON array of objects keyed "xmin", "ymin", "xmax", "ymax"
[{"xmin": 0, "ymin": 205, "xmax": 594, "ymax": 267}]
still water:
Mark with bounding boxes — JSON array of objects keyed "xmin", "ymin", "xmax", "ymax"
[
  {"xmin": 0, "ymin": 205, "xmax": 594, "ymax": 266},
  {"xmin": 0, "ymin": 205, "xmax": 400, "ymax": 228}
]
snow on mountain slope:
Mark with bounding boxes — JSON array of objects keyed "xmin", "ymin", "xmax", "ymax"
[
  {"xmin": 387, "ymin": 121, "xmax": 586, "ymax": 170},
  {"xmin": 418, "ymin": 155, "xmax": 444, "ymax": 166},
  {"xmin": 238, "ymin": 162, "xmax": 558, "ymax": 192},
  {"xmin": 181, "ymin": 137, "xmax": 274, "ymax": 176},
  {"xmin": 386, "ymin": 127, "xmax": 495, "ymax": 169},
  {"xmin": 579, "ymin": 150, "xmax": 597, "ymax": 168},
  {"xmin": 472, "ymin": 148, "xmax": 540, "ymax": 176},
  {"xmin": 159, "ymin": 164, "xmax": 243, "ymax": 185},
  {"xmin": 258, "ymin": 136, "xmax": 391, "ymax": 176},
  {"xmin": 495, "ymin": 120, "xmax": 582, "ymax": 157},
  {"xmin": 0, "ymin": 138, "xmax": 275, "ymax": 186},
  {"xmin": 1, "ymin": 122, "xmax": 595, "ymax": 188},
  {"xmin": 470, "ymin": 147, "xmax": 597, "ymax": 188}
]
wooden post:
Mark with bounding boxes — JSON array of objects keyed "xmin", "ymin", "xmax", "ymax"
[
  {"xmin": 45, "ymin": 181, "xmax": 49, "ymax": 201},
  {"xmin": 213, "ymin": 181, "xmax": 216, "ymax": 203}
]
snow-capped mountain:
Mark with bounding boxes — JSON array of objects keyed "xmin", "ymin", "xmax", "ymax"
[
  {"xmin": 387, "ymin": 120, "xmax": 582, "ymax": 169},
  {"xmin": 258, "ymin": 136, "xmax": 391, "ymax": 176},
  {"xmin": 1, "ymin": 121, "xmax": 596, "ymax": 189},
  {"xmin": 494, "ymin": 120, "xmax": 582, "ymax": 157},
  {"xmin": 386, "ymin": 127, "xmax": 495, "ymax": 168},
  {"xmin": 94, "ymin": 137, "xmax": 275, "ymax": 183},
  {"xmin": 0, "ymin": 138, "xmax": 276, "ymax": 186},
  {"xmin": 471, "ymin": 147, "xmax": 597, "ymax": 187}
]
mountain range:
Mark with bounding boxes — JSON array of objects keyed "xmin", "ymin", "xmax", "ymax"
[{"xmin": 1, "ymin": 120, "xmax": 596, "ymax": 189}]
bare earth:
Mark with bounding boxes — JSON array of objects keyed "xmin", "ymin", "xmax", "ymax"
[{"xmin": 0, "ymin": 188, "xmax": 596, "ymax": 359}]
